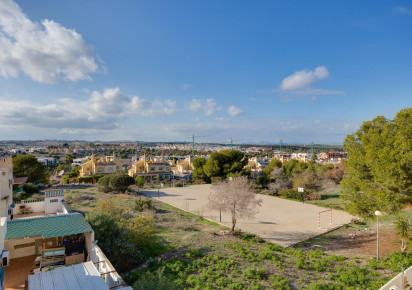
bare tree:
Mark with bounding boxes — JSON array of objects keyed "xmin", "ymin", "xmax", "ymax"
[
  {"xmin": 209, "ymin": 176, "xmax": 262, "ymax": 232},
  {"xmin": 268, "ymin": 177, "xmax": 291, "ymax": 195}
]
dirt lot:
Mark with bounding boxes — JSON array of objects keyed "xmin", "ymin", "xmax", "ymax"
[{"xmin": 141, "ymin": 184, "xmax": 354, "ymax": 247}]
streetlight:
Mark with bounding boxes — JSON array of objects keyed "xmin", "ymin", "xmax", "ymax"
[{"xmin": 375, "ymin": 210, "xmax": 382, "ymax": 261}]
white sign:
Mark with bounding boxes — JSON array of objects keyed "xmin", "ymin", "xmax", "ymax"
[{"xmin": 298, "ymin": 187, "xmax": 304, "ymax": 193}]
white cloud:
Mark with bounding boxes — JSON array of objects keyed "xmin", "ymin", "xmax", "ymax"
[
  {"xmin": 393, "ymin": 6, "xmax": 412, "ymax": 15},
  {"xmin": 0, "ymin": 88, "xmax": 177, "ymax": 132},
  {"xmin": 185, "ymin": 98, "xmax": 220, "ymax": 116},
  {"xmin": 227, "ymin": 105, "xmax": 244, "ymax": 116},
  {"xmin": 0, "ymin": 0, "xmax": 99, "ymax": 83},
  {"xmin": 280, "ymin": 66, "xmax": 329, "ymax": 90}
]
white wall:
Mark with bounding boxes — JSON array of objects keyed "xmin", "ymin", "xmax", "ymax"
[
  {"xmin": 0, "ymin": 217, "xmax": 6, "ymax": 252},
  {"xmin": 45, "ymin": 196, "xmax": 65, "ymax": 214},
  {"xmin": 14, "ymin": 201, "xmax": 45, "ymax": 214},
  {"xmin": 380, "ymin": 265, "xmax": 412, "ymax": 290},
  {"xmin": 5, "ymin": 237, "xmax": 36, "ymax": 259}
]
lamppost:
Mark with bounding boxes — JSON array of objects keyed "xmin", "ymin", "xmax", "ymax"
[{"xmin": 375, "ymin": 210, "xmax": 382, "ymax": 261}]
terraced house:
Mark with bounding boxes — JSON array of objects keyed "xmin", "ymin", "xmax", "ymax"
[
  {"xmin": 0, "ymin": 157, "xmax": 130, "ymax": 290},
  {"xmin": 79, "ymin": 153, "xmax": 124, "ymax": 177},
  {"xmin": 128, "ymin": 155, "xmax": 173, "ymax": 181}
]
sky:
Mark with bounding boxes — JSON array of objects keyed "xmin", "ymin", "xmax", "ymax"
[{"xmin": 0, "ymin": 0, "xmax": 411, "ymax": 144}]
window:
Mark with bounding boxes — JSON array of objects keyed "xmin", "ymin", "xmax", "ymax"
[
  {"xmin": 150, "ymin": 167, "xmax": 155, "ymax": 171},
  {"xmin": 158, "ymin": 167, "xmax": 163, "ymax": 171},
  {"xmin": 98, "ymin": 168, "xmax": 103, "ymax": 173},
  {"xmin": 108, "ymin": 167, "xmax": 113, "ymax": 172}
]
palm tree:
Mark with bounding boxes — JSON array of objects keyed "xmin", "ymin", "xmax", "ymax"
[{"xmin": 395, "ymin": 214, "xmax": 411, "ymax": 253}]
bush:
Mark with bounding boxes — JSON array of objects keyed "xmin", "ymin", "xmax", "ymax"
[
  {"xmin": 62, "ymin": 175, "xmax": 70, "ymax": 184},
  {"xmin": 85, "ymin": 211, "xmax": 120, "ymax": 244},
  {"xmin": 175, "ymin": 180, "xmax": 183, "ymax": 187},
  {"xmin": 133, "ymin": 268, "xmax": 178, "ymax": 290},
  {"xmin": 22, "ymin": 183, "xmax": 39, "ymax": 194},
  {"xmin": 78, "ymin": 176, "xmax": 94, "ymax": 184},
  {"xmin": 279, "ymin": 188, "xmax": 303, "ymax": 200},
  {"xmin": 135, "ymin": 198, "xmax": 153, "ymax": 212},
  {"xmin": 306, "ymin": 192, "xmax": 322, "ymax": 200},
  {"xmin": 98, "ymin": 174, "xmax": 135, "ymax": 193}
]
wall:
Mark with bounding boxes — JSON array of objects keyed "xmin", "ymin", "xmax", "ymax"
[
  {"xmin": 45, "ymin": 196, "xmax": 64, "ymax": 214},
  {"xmin": 4, "ymin": 237, "xmax": 36, "ymax": 259},
  {"xmin": 90, "ymin": 242, "xmax": 129, "ymax": 289},
  {"xmin": 380, "ymin": 265, "xmax": 412, "ymax": 289},
  {"xmin": 0, "ymin": 217, "xmax": 6, "ymax": 252},
  {"xmin": 13, "ymin": 201, "xmax": 45, "ymax": 214}
]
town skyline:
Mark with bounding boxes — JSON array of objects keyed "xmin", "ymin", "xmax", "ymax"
[{"xmin": 0, "ymin": 0, "xmax": 411, "ymax": 143}]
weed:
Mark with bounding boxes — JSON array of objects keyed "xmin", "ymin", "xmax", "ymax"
[{"xmin": 269, "ymin": 275, "xmax": 291, "ymax": 290}]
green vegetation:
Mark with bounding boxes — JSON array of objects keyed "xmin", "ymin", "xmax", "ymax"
[
  {"xmin": 193, "ymin": 149, "xmax": 249, "ymax": 183},
  {"xmin": 98, "ymin": 174, "xmax": 135, "ymax": 193},
  {"xmin": 13, "ymin": 154, "xmax": 49, "ymax": 184},
  {"xmin": 341, "ymin": 107, "xmax": 412, "ymax": 218},
  {"xmin": 66, "ymin": 186, "xmax": 400, "ymax": 289}
]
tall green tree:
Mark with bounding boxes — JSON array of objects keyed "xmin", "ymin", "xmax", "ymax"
[
  {"xmin": 13, "ymin": 155, "xmax": 49, "ymax": 184},
  {"xmin": 201, "ymin": 150, "xmax": 248, "ymax": 182},
  {"xmin": 340, "ymin": 107, "xmax": 412, "ymax": 218}
]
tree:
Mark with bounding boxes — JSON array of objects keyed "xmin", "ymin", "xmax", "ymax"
[
  {"xmin": 209, "ymin": 176, "xmax": 262, "ymax": 232},
  {"xmin": 135, "ymin": 176, "xmax": 145, "ymax": 192},
  {"xmin": 292, "ymin": 170, "xmax": 320, "ymax": 192},
  {"xmin": 196, "ymin": 150, "xmax": 249, "ymax": 183},
  {"xmin": 268, "ymin": 177, "xmax": 292, "ymax": 195},
  {"xmin": 13, "ymin": 155, "xmax": 49, "ymax": 184},
  {"xmin": 85, "ymin": 211, "xmax": 120, "ymax": 244},
  {"xmin": 109, "ymin": 174, "xmax": 136, "ymax": 193},
  {"xmin": 65, "ymin": 154, "xmax": 74, "ymax": 165},
  {"xmin": 395, "ymin": 214, "xmax": 411, "ymax": 253},
  {"xmin": 193, "ymin": 157, "xmax": 207, "ymax": 182},
  {"xmin": 340, "ymin": 107, "xmax": 412, "ymax": 218}
]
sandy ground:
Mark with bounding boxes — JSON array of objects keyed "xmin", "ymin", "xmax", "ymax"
[{"xmin": 141, "ymin": 184, "xmax": 354, "ymax": 247}]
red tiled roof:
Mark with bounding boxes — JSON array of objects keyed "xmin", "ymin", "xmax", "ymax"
[{"xmin": 13, "ymin": 177, "xmax": 28, "ymax": 185}]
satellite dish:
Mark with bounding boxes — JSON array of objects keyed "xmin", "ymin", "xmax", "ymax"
[{"xmin": 58, "ymin": 170, "xmax": 64, "ymax": 176}]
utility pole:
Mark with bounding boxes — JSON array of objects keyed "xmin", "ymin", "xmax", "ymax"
[
  {"xmin": 280, "ymin": 139, "xmax": 282, "ymax": 154},
  {"xmin": 188, "ymin": 133, "xmax": 209, "ymax": 157},
  {"xmin": 311, "ymin": 142, "xmax": 314, "ymax": 156},
  {"xmin": 230, "ymin": 138, "xmax": 233, "ymax": 149},
  {"xmin": 321, "ymin": 144, "xmax": 324, "ymax": 153}
]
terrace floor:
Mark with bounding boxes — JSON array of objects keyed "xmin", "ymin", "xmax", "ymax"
[
  {"xmin": 5, "ymin": 255, "xmax": 36, "ymax": 290},
  {"xmin": 12, "ymin": 211, "xmax": 57, "ymax": 221}
]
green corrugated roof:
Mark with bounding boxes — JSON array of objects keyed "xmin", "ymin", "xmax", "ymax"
[{"xmin": 5, "ymin": 213, "xmax": 92, "ymax": 239}]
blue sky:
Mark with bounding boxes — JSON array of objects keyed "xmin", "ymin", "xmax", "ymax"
[{"xmin": 0, "ymin": 0, "xmax": 411, "ymax": 144}]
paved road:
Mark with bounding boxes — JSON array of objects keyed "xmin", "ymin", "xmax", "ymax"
[{"xmin": 142, "ymin": 184, "xmax": 354, "ymax": 247}]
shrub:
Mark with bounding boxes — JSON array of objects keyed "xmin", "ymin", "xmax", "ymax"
[
  {"xmin": 78, "ymin": 176, "xmax": 94, "ymax": 184},
  {"xmin": 135, "ymin": 198, "xmax": 153, "ymax": 211},
  {"xmin": 62, "ymin": 175, "xmax": 70, "ymax": 184},
  {"xmin": 133, "ymin": 268, "xmax": 178, "ymax": 290},
  {"xmin": 306, "ymin": 192, "xmax": 322, "ymax": 200},
  {"xmin": 98, "ymin": 175, "xmax": 112, "ymax": 192},
  {"xmin": 175, "ymin": 180, "xmax": 183, "ymax": 187},
  {"xmin": 85, "ymin": 211, "xmax": 120, "ymax": 244},
  {"xmin": 259, "ymin": 249, "xmax": 274, "ymax": 260},
  {"xmin": 243, "ymin": 268, "xmax": 267, "ymax": 280},
  {"xmin": 109, "ymin": 174, "xmax": 136, "ymax": 193},
  {"xmin": 22, "ymin": 183, "xmax": 39, "ymax": 194},
  {"xmin": 279, "ymin": 188, "xmax": 302, "ymax": 200}
]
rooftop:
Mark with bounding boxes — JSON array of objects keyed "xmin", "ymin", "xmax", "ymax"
[
  {"xmin": 5, "ymin": 213, "xmax": 92, "ymax": 240},
  {"xmin": 28, "ymin": 261, "xmax": 109, "ymax": 290}
]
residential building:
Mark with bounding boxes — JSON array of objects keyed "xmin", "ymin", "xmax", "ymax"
[
  {"xmin": 1, "ymin": 189, "xmax": 131, "ymax": 290},
  {"xmin": 128, "ymin": 155, "xmax": 173, "ymax": 181},
  {"xmin": 171, "ymin": 155, "xmax": 193, "ymax": 175},
  {"xmin": 247, "ymin": 157, "xmax": 269, "ymax": 177},
  {"xmin": 79, "ymin": 153, "xmax": 124, "ymax": 177},
  {"xmin": 36, "ymin": 157, "xmax": 57, "ymax": 167}
]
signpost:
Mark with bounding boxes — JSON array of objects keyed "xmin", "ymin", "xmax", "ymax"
[{"xmin": 298, "ymin": 187, "xmax": 304, "ymax": 203}]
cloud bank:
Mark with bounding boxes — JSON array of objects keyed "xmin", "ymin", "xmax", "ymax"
[{"xmin": 0, "ymin": 0, "xmax": 99, "ymax": 83}]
